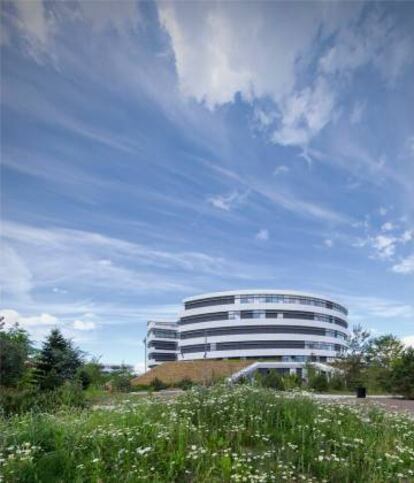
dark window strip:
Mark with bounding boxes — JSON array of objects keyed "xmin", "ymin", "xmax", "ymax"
[
  {"xmin": 179, "ymin": 310, "xmax": 347, "ymax": 328},
  {"xmin": 180, "ymin": 325, "xmax": 326, "ymax": 339}
]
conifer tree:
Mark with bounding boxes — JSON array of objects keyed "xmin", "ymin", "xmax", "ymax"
[{"xmin": 35, "ymin": 328, "xmax": 82, "ymax": 390}]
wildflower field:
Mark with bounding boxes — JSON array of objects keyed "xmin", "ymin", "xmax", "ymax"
[{"xmin": 1, "ymin": 385, "xmax": 414, "ymax": 482}]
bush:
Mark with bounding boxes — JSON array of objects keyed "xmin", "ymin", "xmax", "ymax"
[
  {"xmin": 236, "ymin": 375, "xmax": 251, "ymax": 385},
  {"xmin": 309, "ymin": 373, "xmax": 329, "ymax": 392},
  {"xmin": 110, "ymin": 373, "xmax": 132, "ymax": 393},
  {"xmin": 328, "ymin": 374, "xmax": 346, "ymax": 391},
  {"xmin": 175, "ymin": 378, "xmax": 194, "ymax": 390},
  {"xmin": 256, "ymin": 370, "xmax": 285, "ymax": 390},
  {"xmin": 283, "ymin": 373, "xmax": 302, "ymax": 390},
  {"xmin": 150, "ymin": 377, "xmax": 168, "ymax": 391},
  {"xmin": 391, "ymin": 348, "xmax": 414, "ymax": 399},
  {"xmin": 76, "ymin": 368, "xmax": 91, "ymax": 390},
  {"xmin": 0, "ymin": 383, "xmax": 86, "ymax": 417}
]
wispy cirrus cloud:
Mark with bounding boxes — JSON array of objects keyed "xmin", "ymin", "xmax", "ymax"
[
  {"xmin": 207, "ymin": 190, "xmax": 248, "ymax": 212},
  {"xmin": 1, "ymin": 220, "xmax": 272, "ymax": 304}
]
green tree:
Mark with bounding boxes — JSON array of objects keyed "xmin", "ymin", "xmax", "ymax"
[
  {"xmin": 35, "ymin": 328, "xmax": 83, "ymax": 390},
  {"xmin": 0, "ymin": 319, "xmax": 33, "ymax": 387},
  {"xmin": 366, "ymin": 335, "xmax": 404, "ymax": 367},
  {"xmin": 390, "ymin": 348, "xmax": 414, "ymax": 399},
  {"xmin": 365, "ymin": 335, "xmax": 404, "ymax": 391},
  {"xmin": 335, "ymin": 324, "xmax": 370, "ymax": 389}
]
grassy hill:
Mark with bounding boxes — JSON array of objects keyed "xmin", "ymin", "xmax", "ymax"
[{"xmin": 132, "ymin": 359, "xmax": 252, "ymax": 386}]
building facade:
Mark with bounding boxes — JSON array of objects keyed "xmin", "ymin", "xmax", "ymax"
[
  {"xmin": 146, "ymin": 320, "xmax": 178, "ymax": 368},
  {"xmin": 145, "ymin": 290, "xmax": 349, "ymax": 370}
]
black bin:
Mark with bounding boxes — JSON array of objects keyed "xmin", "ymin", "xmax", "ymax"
[{"xmin": 356, "ymin": 387, "xmax": 366, "ymax": 398}]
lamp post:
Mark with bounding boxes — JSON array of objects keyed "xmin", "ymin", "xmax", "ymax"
[{"xmin": 144, "ymin": 337, "xmax": 147, "ymax": 373}]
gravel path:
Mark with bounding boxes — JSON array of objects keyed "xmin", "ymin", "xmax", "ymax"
[
  {"xmin": 355, "ymin": 397, "xmax": 414, "ymax": 415},
  {"xmin": 312, "ymin": 394, "xmax": 414, "ymax": 416}
]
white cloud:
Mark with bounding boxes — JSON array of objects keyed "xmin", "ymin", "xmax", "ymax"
[
  {"xmin": 272, "ymin": 78, "xmax": 336, "ymax": 147},
  {"xmin": 158, "ymin": 1, "xmax": 343, "ymax": 146},
  {"xmin": 159, "ymin": 2, "xmax": 322, "ymax": 108},
  {"xmin": 403, "ymin": 336, "xmax": 414, "ymax": 348},
  {"xmin": 72, "ymin": 319, "xmax": 96, "ymax": 331},
  {"xmin": 379, "ymin": 207, "xmax": 389, "ymax": 216},
  {"xmin": 324, "ymin": 239, "xmax": 334, "ymax": 248},
  {"xmin": 401, "ymin": 230, "xmax": 413, "ymax": 243},
  {"xmin": 372, "ymin": 235, "xmax": 397, "ymax": 260},
  {"xmin": 273, "ymin": 165, "xmax": 289, "ymax": 176},
  {"xmin": 159, "ymin": 2, "xmax": 412, "ymax": 147},
  {"xmin": 255, "ymin": 229, "xmax": 269, "ymax": 241},
  {"xmin": 208, "ymin": 191, "xmax": 247, "ymax": 211},
  {"xmin": 12, "ymin": 0, "xmax": 51, "ymax": 56},
  {"xmin": 381, "ymin": 222, "xmax": 394, "ymax": 232},
  {"xmin": 1, "ymin": 220, "xmax": 263, "ymax": 307},
  {"xmin": 0, "ymin": 309, "xmax": 58, "ymax": 329},
  {"xmin": 356, "ymin": 225, "xmax": 413, "ymax": 263},
  {"xmin": 392, "ymin": 254, "xmax": 414, "ymax": 275}
]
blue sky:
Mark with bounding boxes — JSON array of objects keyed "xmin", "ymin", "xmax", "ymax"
[{"xmin": 1, "ymin": 1, "xmax": 413, "ymax": 371}]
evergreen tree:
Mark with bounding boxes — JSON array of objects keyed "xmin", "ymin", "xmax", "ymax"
[{"xmin": 35, "ymin": 328, "xmax": 83, "ymax": 390}]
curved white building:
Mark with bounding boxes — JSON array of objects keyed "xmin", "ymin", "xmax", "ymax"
[{"xmin": 145, "ymin": 290, "xmax": 349, "ymax": 370}]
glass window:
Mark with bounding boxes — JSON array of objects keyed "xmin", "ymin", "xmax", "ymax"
[
  {"xmin": 228, "ymin": 311, "xmax": 240, "ymax": 319},
  {"xmin": 240, "ymin": 295, "xmax": 254, "ymax": 304},
  {"xmin": 252, "ymin": 310, "xmax": 266, "ymax": 318}
]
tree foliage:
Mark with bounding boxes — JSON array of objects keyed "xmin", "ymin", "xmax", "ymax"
[
  {"xmin": 336, "ymin": 324, "xmax": 371, "ymax": 388},
  {"xmin": 0, "ymin": 320, "xmax": 32, "ymax": 387},
  {"xmin": 366, "ymin": 335, "xmax": 404, "ymax": 368},
  {"xmin": 35, "ymin": 328, "xmax": 83, "ymax": 390},
  {"xmin": 391, "ymin": 348, "xmax": 414, "ymax": 399}
]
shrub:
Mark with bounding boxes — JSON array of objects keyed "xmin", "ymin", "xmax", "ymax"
[
  {"xmin": 328, "ymin": 374, "xmax": 346, "ymax": 391},
  {"xmin": 175, "ymin": 378, "xmax": 194, "ymax": 390},
  {"xmin": 0, "ymin": 383, "xmax": 86, "ymax": 417},
  {"xmin": 282, "ymin": 373, "xmax": 302, "ymax": 390},
  {"xmin": 76, "ymin": 368, "xmax": 91, "ymax": 390},
  {"xmin": 110, "ymin": 373, "xmax": 132, "ymax": 393},
  {"xmin": 236, "ymin": 375, "xmax": 251, "ymax": 385},
  {"xmin": 256, "ymin": 370, "xmax": 285, "ymax": 390},
  {"xmin": 309, "ymin": 372, "xmax": 329, "ymax": 392},
  {"xmin": 150, "ymin": 377, "xmax": 168, "ymax": 391}
]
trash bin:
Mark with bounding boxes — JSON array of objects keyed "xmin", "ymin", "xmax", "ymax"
[{"xmin": 356, "ymin": 386, "xmax": 366, "ymax": 398}]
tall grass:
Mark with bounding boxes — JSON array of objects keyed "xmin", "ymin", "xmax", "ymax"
[{"xmin": 1, "ymin": 385, "xmax": 413, "ymax": 482}]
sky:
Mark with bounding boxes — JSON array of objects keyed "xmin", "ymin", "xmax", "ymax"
[{"xmin": 1, "ymin": 1, "xmax": 414, "ymax": 372}]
